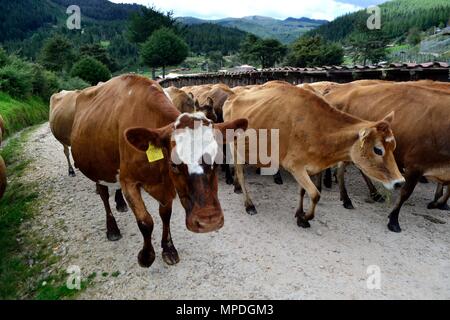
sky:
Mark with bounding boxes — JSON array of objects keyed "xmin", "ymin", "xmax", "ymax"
[{"xmin": 110, "ymin": 0, "xmax": 388, "ymax": 21}]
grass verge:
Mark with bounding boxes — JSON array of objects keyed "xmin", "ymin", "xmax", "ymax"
[
  {"xmin": 0, "ymin": 127, "xmax": 90, "ymax": 300},
  {"xmin": 0, "ymin": 92, "xmax": 49, "ymax": 138}
]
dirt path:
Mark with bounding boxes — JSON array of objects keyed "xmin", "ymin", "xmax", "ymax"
[{"xmin": 25, "ymin": 123, "xmax": 450, "ymax": 299}]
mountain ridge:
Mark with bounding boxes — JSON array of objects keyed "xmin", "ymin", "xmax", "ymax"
[{"xmin": 177, "ymin": 15, "xmax": 328, "ymax": 43}]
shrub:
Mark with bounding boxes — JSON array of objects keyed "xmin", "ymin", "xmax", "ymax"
[
  {"xmin": 70, "ymin": 57, "xmax": 111, "ymax": 85},
  {"xmin": 0, "ymin": 47, "xmax": 9, "ymax": 68},
  {"xmin": 57, "ymin": 75, "xmax": 90, "ymax": 91},
  {"xmin": 30, "ymin": 65, "xmax": 59, "ymax": 101},
  {"xmin": 0, "ymin": 64, "xmax": 32, "ymax": 98}
]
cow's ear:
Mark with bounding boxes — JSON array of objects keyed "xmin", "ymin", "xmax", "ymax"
[
  {"xmin": 125, "ymin": 127, "xmax": 171, "ymax": 152},
  {"xmin": 214, "ymin": 118, "xmax": 248, "ymax": 143},
  {"xmin": 207, "ymin": 97, "xmax": 214, "ymax": 106},
  {"xmin": 381, "ymin": 111, "xmax": 395, "ymax": 124},
  {"xmin": 188, "ymin": 92, "xmax": 194, "ymax": 99}
]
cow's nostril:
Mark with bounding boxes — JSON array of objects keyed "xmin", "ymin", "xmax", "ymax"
[{"xmin": 394, "ymin": 182, "xmax": 404, "ymax": 190}]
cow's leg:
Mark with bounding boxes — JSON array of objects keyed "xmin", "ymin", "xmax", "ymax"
[
  {"xmin": 292, "ymin": 168, "xmax": 321, "ymax": 228},
  {"xmin": 428, "ymin": 184, "xmax": 450, "ymax": 211},
  {"xmin": 223, "ymin": 144, "xmax": 234, "ymax": 185},
  {"xmin": 122, "ymin": 183, "xmax": 155, "ymax": 268},
  {"xmin": 159, "ymin": 203, "xmax": 180, "ymax": 265},
  {"xmin": 388, "ymin": 171, "xmax": 421, "ymax": 233},
  {"xmin": 360, "ymin": 170, "xmax": 385, "ymax": 203},
  {"xmin": 235, "ymin": 163, "xmax": 257, "ymax": 215},
  {"xmin": 323, "ymin": 168, "xmax": 332, "ymax": 189},
  {"xmin": 96, "ymin": 184, "xmax": 122, "ymax": 241},
  {"xmin": 273, "ymin": 170, "xmax": 283, "ymax": 185},
  {"xmin": 115, "ymin": 189, "xmax": 128, "ymax": 212},
  {"xmin": 63, "ymin": 144, "xmax": 76, "ymax": 177},
  {"xmin": 337, "ymin": 162, "xmax": 354, "ymax": 210}
]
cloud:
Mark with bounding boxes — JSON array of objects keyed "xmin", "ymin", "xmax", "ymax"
[{"xmin": 110, "ymin": 0, "xmax": 365, "ymax": 20}]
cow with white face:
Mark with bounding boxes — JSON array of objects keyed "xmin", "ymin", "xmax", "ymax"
[{"xmin": 71, "ymin": 75, "xmax": 248, "ymax": 268}]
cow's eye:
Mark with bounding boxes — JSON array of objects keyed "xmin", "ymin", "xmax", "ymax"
[
  {"xmin": 171, "ymin": 163, "xmax": 180, "ymax": 174},
  {"xmin": 373, "ymin": 146, "xmax": 384, "ymax": 156}
]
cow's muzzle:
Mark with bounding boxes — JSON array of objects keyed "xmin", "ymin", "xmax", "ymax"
[{"xmin": 186, "ymin": 208, "xmax": 224, "ymax": 233}]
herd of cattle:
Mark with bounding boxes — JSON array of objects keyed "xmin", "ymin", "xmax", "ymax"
[{"xmin": 1, "ymin": 74, "xmax": 449, "ymax": 269}]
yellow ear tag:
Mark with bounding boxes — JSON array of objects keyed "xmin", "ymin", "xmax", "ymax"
[{"xmin": 146, "ymin": 144, "xmax": 164, "ymax": 163}]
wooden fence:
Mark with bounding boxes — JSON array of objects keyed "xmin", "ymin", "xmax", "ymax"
[{"xmin": 159, "ymin": 62, "xmax": 450, "ymax": 88}]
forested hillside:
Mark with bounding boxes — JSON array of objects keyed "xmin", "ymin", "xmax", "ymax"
[
  {"xmin": 182, "ymin": 24, "xmax": 248, "ymax": 54},
  {"xmin": 178, "ymin": 16, "xmax": 327, "ymax": 44},
  {"xmin": 0, "ymin": 0, "xmax": 249, "ymax": 70},
  {"xmin": 309, "ymin": 0, "xmax": 450, "ymax": 42}
]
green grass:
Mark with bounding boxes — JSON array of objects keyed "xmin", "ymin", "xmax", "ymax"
[
  {"xmin": 0, "ymin": 92, "xmax": 49, "ymax": 138},
  {"xmin": 0, "ymin": 128, "xmax": 89, "ymax": 300}
]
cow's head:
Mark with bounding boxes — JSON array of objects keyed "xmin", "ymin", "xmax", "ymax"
[
  {"xmin": 179, "ymin": 91, "xmax": 196, "ymax": 114},
  {"xmin": 125, "ymin": 113, "xmax": 248, "ymax": 233},
  {"xmin": 350, "ymin": 112, "xmax": 405, "ymax": 190},
  {"xmin": 195, "ymin": 97, "xmax": 217, "ymax": 123}
]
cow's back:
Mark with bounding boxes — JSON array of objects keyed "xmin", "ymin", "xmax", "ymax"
[
  {"xmin": 326, "ymin": 83, "xmax": 450, "ymax": 170},
  {"xmin": 71, "ymin": 75, "xmax": 180, "ymax": 183}
]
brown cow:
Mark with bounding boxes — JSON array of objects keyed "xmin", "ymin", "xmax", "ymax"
[
  {"xmin": 164, "ymin": 86, "xmax": 195, "ymax": 114},
  {"xmin": 224, "ymin": 82, "xmax": 404, "ymax": 228},
  {"xmin": 321, "ymin": 81, "xmax": 450, "ymax": 232},
  {"xmin": 70, "ymin": 75, "xmax": 248, "ymax": 268},
  {"xmin": 49, "ymin": 90, "xmax": 80, "ymax": 177},
  {"xmin": 49, "ymin": 87, "xmax": 129, "ymax": 212}
]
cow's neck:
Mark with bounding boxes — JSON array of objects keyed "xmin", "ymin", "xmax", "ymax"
[{"xmin": 321, "ymin": 122, "xmax": 368, "ymax": 167}]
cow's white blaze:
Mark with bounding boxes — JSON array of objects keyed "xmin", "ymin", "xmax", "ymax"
[{"xmin": 173, "ymin": 113, "xmax": 218, "ymax": 175}]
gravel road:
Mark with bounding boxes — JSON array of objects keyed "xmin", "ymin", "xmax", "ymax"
[{"xmin": 24, "ymin": 123, "xmax": 450, "ymax": 299}]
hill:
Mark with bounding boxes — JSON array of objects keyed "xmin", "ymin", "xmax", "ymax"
[
  {"xmin": 309, "ymin": 0, "xmax": 450, "ymax": 42},
  {"xmin": 177, "ymin": 15, "xmax": 328, "ymax": 43},
  {"xmin": 0, "ymin": 0, "xmax": 250, "ymax": 70}
]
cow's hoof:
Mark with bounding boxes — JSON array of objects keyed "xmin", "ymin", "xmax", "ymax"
[
  {"xmin": 427, "ymin": 202, "xmax": 450, "ymax": 211},
  {"xmin": 324, "ymin": 181, "xmax": 332, "ymax": 189},
  {"xmin": 234, "ymin": 186, "xmax": 243, "ymax": 194},
  {"xmin": 343, "ymin": 200, "xmax": 355, "ymax": 210},
  {"xmin": 371, "ymin": 192, "xmax": 386, "ymax": 203},
  {"xmin": 138, "ymin": 249, "xmax": 155, "ymax": 268},
  {"xmin": 116, "ymin": 204, "xmax": 128, "ymax": 213},
  {"xmin": 107, "ymin": 231, "xmax": 122, "ymax": 242},
  {"xmin": 246, "ymin": 205, "xmax": 257, "ymax": 215},
  {"xmin": 419, "ymin": 176, "xmax": 429, "ymax": 184},
  {"xmin": 387, "ymin": 222, "xmax": 402, "ymax": 233},
  {"xmin": 297, "ymin": 216, "xmax": 311, "ymax": 229},
  {"xmin": 255, "ymin": 168, "xmax": 261, "ymax": 175},
  {"xmin": 274, "ymin": 177, "xmax": 283, "ymax": 185},
  {"xmin": 68, "ymin": 170, "xmax": 76, "ymax": 177},
  {"xmin": 226, "ymin": 177, "xmax": 234, "ymax": 185},
  {"xmin": 162, "ymin": 249, "xmax": 180, "ymax": 266}
]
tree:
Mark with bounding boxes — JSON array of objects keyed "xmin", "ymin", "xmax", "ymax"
[
  {"xmin": 286, "ymin": 36, "xmax": 343, "ymax": 67},
  {"xmin": 207, "ymin": 51, "xmax": 225, "ymax": 72},
  {"xmin": 39, "ymin": 35, "xmax": 74, "ymax": 72},
  {"xmin": 140, "ymin": 27, "xmax": 189, "ymax": 79},
  {"xmin": 348, "ymin": 30, "xmax": 388, "ymax": 65},
  {"xmin": 127, "ymin": 7, "xmax": 176, "ymax": 44},
  {"xmin": 240, "ymin": 35, "xmax": 287, "ymax": 68},
  {"xmin": 70, "ymin": 57, "xmax": 111, "ymax": 85},
  {"xmin": 407, "ymin": 27, "xmax": 422, "ymax": 46},
  {"xmin": 79, "ymin": 44, "xmax": 118, "ymax": 72}
]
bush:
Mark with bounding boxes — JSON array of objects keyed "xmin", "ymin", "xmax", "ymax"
[
  {"xmin": 0, "ymin": 64, "xmax": 32, "ymax": 98},
  {"xmin": 57, "ymin": 75, "xmax": 90, "ymax": 91},
  {"xmin": 70, "ymin": 57, "xmax": 111, "ymax": 85},
  {"xmin": 30, "ymin": 65, "xmax": 59, "ymax": 101},
  {"xmin": 0, "ymin": 47, "xmax": 9, "ymax": 68}
]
